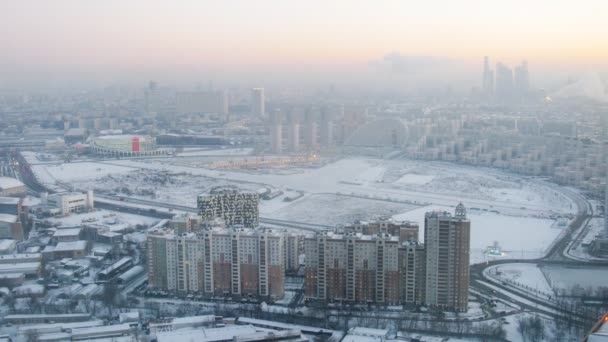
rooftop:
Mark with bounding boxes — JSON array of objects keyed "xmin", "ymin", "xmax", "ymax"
[
  {"xmin": 0, "ymin": 197, "xmax": 20, "ymax": 205},
  {"xmin": 53, "ymin": 228, "xmax": 82, "ymax": 237},
  {"xmin": 0, "ymin": 239, "xmax": 16, "ymax": 251},
  {"xmin": 49, "ymin": 240, "xmax": 88, "ymax": 252},
  {"xmin": 0, "ymin": 214, "xmax": 18, "ymax": 224},
  {"xmin": 0, "ymin": 177, "xmax": 24, "ymax": 190},
  {"xmin": 156, "ymin": 325, "xmax": 257, "ymax": 342}
]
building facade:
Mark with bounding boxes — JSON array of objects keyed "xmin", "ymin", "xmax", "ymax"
[
  {"xmin": 47, "ymin": 191, "xmax": 94, "ymax": 215},
  {"xmin": 304, "ymin": 231, "xmax": 401, "ymax": 305},
  {"xmin": 147, "ymin": 226, "xmax": 285, "ymax": 300},
  {"xmin": 197, "ymin": 189, "xmax": 259, "ymax": 228},
  {"xmin": 344, "ymin": 218, "xmax": 419, "ymax": 243},
  {"xmin": 304, "ymin": 206, "xmax": 470, "ymax": 311},
  {"xmin": 424, "ymin": 204, "xmax": 470, "ymax": 312}
]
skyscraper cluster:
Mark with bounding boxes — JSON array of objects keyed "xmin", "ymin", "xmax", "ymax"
[
  {"xmin": 304, "ymin": 205, "xmax": 471, "ymax": 312},
  {"xmin": 482, "ymin": 56, "xmax": 530, "ymax": 101}
]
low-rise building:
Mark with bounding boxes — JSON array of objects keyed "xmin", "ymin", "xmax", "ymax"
[
  {"xmin": 0, "ymin": 214, "xmax": 24, "ymax": 240},
  {"xmin": 47, "ymin": 191, "xmax": 94, "ymax": 215},
  {"xmin": 0, "ymin": 177, "xmax": 26, "ymax": 197},
  {"xmin": 52, "ymin": 227, "xmax": 82, "ymax": 243},
  {"xmin": 43, "ymin": 241, "xmax": 89, "ymax": 260},
  {"xmin": 0, "ymin": 239, "xmax": 17, "ymax": 254}
]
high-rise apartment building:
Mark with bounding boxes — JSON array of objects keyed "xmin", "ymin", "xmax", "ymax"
[
  {"xmin": 147, "ymin": 226, "xmax": 285, "ymax": 299},
  {"xmin": 304, "ymin": 208, "xmax": 470, "ymax": 311},
  {"xmin": 197, "ymin": 188, "xmax": 259, "ymax": 228},
  {"xmin": 424, "ymin": 203, "xmax": 470, "ymax": 312},
  {"xmin": 147, "ymin": 229, "xmax": 170, "ymax": 290},
  {"xmin": 304, "ymin": 231, "xmax": 401, "ymax": 305},
  {"xmin": 284, "ymin": 233, "xmax": 303, "ymax": 274},
  {"xmin": 399, "ymin": 240, "xmax": 426, "ymax": 306}
]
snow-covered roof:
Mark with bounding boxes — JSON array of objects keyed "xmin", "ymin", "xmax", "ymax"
[
  {"xmin": 12, "ymin": 283, "xmax": 45, "ymax": 295},
  {"xmin": 0, "ymin": 177, "xmax": 24, "ymax": 190},
  {"xmin": 0, "ymin": 253, "xmax": 41, "ymax": 261},
  {"xmin": 53, "ymin": 228, "xmax": 82, "ymax": 237},
  {"xmin": 0, "ymin": 214, "xmax": 18, "ymax": 223},
  {"xmin": 118, "ymin": 311, "xmax": 140, "ymax": 323},
  {"xmin": 0, "ymin": 239, "xmax": 17, "ymax": 250},
  {"xmin": 156, "ymin": 325, "xmax": 257, "ymax": 342},
  {"xmin": 0, "ymin": 197, "xmax": 20, "ymax": 205},
  {"xmin": 51, "ymin": 240, "xmax": 88, "ymax": 252},
  {"xmin": 0, "ymin": 273, "xmax": 24, "ymax": 279},
  {"xmin": 95, "ymin": 134, "xmax": 148, "ymax": 141},
  {"xmin": 349, "ymin": 327, "xmax": 389, "ymax": 338},
  {"xmin": 0, "ymin": 262, "xmax": 41, "ymax": 273}
]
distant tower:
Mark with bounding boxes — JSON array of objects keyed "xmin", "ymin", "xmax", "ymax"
[
  {"xmin": 514, "ymin": 60, "xmax": 530, "ymax": 96},
  {"xmin": 495, "ymin": 62, "xmax": 514, "ymax": 100},
  {"xmin": 270, "ymin": 110, "xmax": 283, "ymax": 154},
  {"xmin": 287, "ymin": 111, "xmax": 300, "ymax": 153},
  {"xmin": 252, "ymin": 88, "xmax": 265, "ymax": 118},
  {"xmin": 482, "ymin": 56, "xmax": 494, "ymax": 98},
  {"xmin": 303, "ymin": 108, "xmax": 318, "ymax": 150}
]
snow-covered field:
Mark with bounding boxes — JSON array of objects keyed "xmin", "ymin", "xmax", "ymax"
[
  {"xmin": 25, "ymin": 154, "xmax": 577, "ymax": 262},
  {"xmin": 541, "ymin": 265, "xmax": 608, "ymax": 293},
  {"xmin": 393, "ymin": 205, "xmax": 563, "ymax": 264},
  {"xmin": 268, "ymin": 194, "xmax": 417, "ymax": 226},
  {"xmin": 485, "ymin": 263, "xmax": 554, "ymax": 295}
]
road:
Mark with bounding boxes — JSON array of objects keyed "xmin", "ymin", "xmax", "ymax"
[
  {"xmin": 93, "ymin": 193, "xmax": 332, "ymax": 232},
  {"xmin": 15, "ymin": 150, "xmax": 607, "ymax": 322},
  {"xmin": 469, "ymin": 185, "xmax": 608, "ymax": 323}
]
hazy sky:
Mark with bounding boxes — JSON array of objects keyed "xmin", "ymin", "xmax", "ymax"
[{"xmin": 1, "ymin": 0, "xmax": 607, "ymax": 88}]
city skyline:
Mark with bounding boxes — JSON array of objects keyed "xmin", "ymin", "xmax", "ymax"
[{"xmin": 1, "ymin": 1, "xmax": 607, "ymax": 89}]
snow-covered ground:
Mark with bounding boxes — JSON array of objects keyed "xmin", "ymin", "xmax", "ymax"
[
  {"xmin": 393, "ymin": 205, "xmax": 563, "ymax": 264},
  {"xmin": 44, "ymin": 210, "xmax": 160, "ymax": 231},
  {"xmin": 541, "ymin": 265, "xmax": 608, "ymax": 293},
  {"xmin": 268, "ymin": 194, "xmax": 417, "ymax": 226},
  {"xmin": 32, "ymin": 162, "xmax": 137, "ymax": 185},
  {"xmin": 485, "ymin": 263, "xmax": 554, "ymax": 296},
  {"xmin": 25, "ymin": 154, "xmax": 576, "ymax": 262}
]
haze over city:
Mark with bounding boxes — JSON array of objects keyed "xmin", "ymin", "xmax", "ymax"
[
  {"xmin": 1, "ymin": 1, "xmax": 608, "ymax": 342},
  {"xmin": 1, "ymin": 0, "xmax": 608, "ymax": 90}
]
